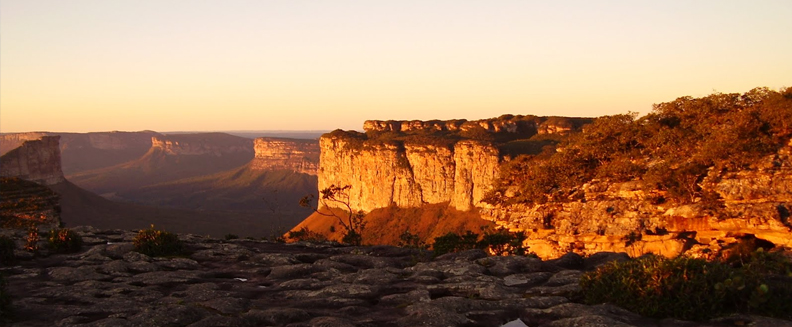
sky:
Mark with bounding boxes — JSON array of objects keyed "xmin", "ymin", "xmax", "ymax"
[{"xmin": 1, "ymin": 1, "xmax": 791, "ymax": 133}]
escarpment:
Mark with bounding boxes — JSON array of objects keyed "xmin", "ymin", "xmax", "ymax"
[
  {"xmin": 150, "ymin": 133, "xmax": 254, "ymax": 156},
  {"xmin": 313, "ymin": 88, "xmax": 792, "ymax": 258},
  {"xmin": 0, "ymin": 136, "xmax": 65, "ymax": 185},
  {"xmin": 319, "ymin": 115, "xmax": 588, "ymax": 213},
  {"xmin": 250, "ymin": 138, "xmax": 319, "ymax": 175}
]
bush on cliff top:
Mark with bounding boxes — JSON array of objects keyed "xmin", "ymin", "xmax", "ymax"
[
  {"xmin": 488, "ymin": 87, "xmax": 792, "ymax": 206},
  {"xmin": 581, "ymin": 250, "xmax": 792, "ymax": 320},
  {"xmin": 431, "ymin": 229, "xmax": 529, "ymax": 257},
  {"xmin": 133, "ymin": 225, "xmax": 184, "ymax": 257}
]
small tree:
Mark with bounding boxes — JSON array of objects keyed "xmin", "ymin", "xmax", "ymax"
[{"xmin": 300, "ymin": 184, "xmax": 366, "ymax": 246}]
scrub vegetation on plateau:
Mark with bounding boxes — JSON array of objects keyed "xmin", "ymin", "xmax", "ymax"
[{"xmin": 486, "ymin": 87, "xmax": 792, "ymax": 207}]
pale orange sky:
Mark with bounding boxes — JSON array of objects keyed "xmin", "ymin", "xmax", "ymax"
[{"xmin": 1, "ymin": 1, "xmax": 791, "ymax": 133}]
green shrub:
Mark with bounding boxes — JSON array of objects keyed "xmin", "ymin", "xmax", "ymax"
[
  {"xmin": 224, "ymin": 234, "xmax": 238, "ymax": 240},
  {"xmin": 397, "ymin": 229, "xmax": 427, "ymax": 250},
  {"xmin": 47, "ymin": 228, "xmax": 82, "ymax": 254},
  {"xmin": 581, "ymin": 252, "xmax": 792, "ymax": 320},
  {"xmin": 0, "ymin": 236, "xmax": 15, "ymax": 266},
  {"xmin": 133, "ymin": 225, "xmax": 184, "ymax": 257},
  {"xmin": 287, "ymin": 227, "xmax": 328, "ymax": 243},
  {"xmin": 0, "ymin": 274, "xmax": 11, "ymax": 322},
  {"xmin": 479, "ymin": 229, "xmax": 528, "ymax": 256},
  {"xmin": 432, "ymin": 231, "xmax": 481, "ymax": 257},
  {"xmin": 432, "ymin": 229, "xmax": 530, "ymax": 257}
]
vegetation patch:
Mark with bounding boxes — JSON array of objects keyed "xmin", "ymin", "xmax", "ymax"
[
  {"xmin": 487, "ymin": 87, "xmax": 792, "ymax": 206},
  {"xmin": 133, "ymin": 225, "xmax": 184, "ymax": 257},
  {"xmin": 47, "ymin": 228, "xmax": 83, "ymax": 254},
  {"xmin": 431, "ymin": 228, "xmax": 530, "ymax": 257},
  {"xmin": 580, "ymin": 250, "xmax": 792, "ymax": 320}
]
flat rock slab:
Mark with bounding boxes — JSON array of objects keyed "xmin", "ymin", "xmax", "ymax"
[{"xmin": 1, "ymin": 229, "xmax": 790, "ymax": 327}]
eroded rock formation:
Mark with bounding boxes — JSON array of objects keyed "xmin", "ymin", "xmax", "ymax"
[
  {"xmin": 0, "ymin": 136, "xmax": 65, "ymax": 185},
  {"xmin": 363, "ymin": 116, "xmax": 590, "ymax": 135},
  {"xmin": 483, "ymin": 140, "xmax": 792, "ymax": 259},
  {"xmin": 250, "ymin": 138, "xmax": 319, "ymax": 175}
]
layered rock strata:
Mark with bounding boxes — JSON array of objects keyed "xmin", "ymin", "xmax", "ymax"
[
  {"xmin": 3, "ymin": 227, "xmax": 787, "ymax": 327},
  {"xmin": 150, "ymin": 133, "xmax": 253, "ymax": 157},
  {"xmin": 0, "ymin": 136, "xmax": 65, "ymax": 185},
  {"xmin": 320, "ymin": 116, "xmax": 591, "ymax": 213},
  {"xmin": 250, "ymin": 138, "xmax": 319, "ymax": 175},
  {"xmin": 319, "ymin": 137, "xmax": 500, "ymax": 212},
  {"xmin": 363, "ymin": 116, "xmax": 591, "ymax": 135}
]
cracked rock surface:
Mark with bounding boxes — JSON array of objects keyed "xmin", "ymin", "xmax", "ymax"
[{"xmin": 2, "ymin": 227, "xmax": 790, "ymax": 327}]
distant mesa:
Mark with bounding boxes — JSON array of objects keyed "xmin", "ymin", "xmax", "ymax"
[
  {"xmin": 251, "ymin": 137, "xmax": 319, "ymax": 175},
  {"xmin": 150, "ymin": 133, "xmax": 254, "ymax": 157}
]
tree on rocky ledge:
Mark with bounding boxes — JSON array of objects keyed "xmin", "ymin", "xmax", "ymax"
[{"xmin": 300, "ymin": 184, "xmax": 366, "ymax": 245}]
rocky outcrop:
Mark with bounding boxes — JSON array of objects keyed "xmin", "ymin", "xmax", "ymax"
[
  {"xmin": 483, "ymin": 140, "xmax": 792, "ymax": 259},
  {"xmin": 3, "ymin": 228, "xmax": 786, "ymax": 327},
  {"xmin": 150, "ymin": 133, "xmax": 254, "ymax": 157},
  {"xmin": 363, "ymin": 116, "xmax": 592, "ymax": 136},
  {"xmin": 319, "ymin": 136, "xmax": 500, "ymax": 212},
  {"xmin": 250, "ymin": 138, "xmax": 319, "ymax": 175},
  {"xmin": 0, "ymin": 177, "xmax": 61, "ymax": 230},
  {"xmin": 0, "ymin": 136, "xmax": 65, "ymax": 185}
]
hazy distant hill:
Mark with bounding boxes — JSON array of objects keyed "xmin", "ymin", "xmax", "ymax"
[
  {"xmin": 67, "ymin": 132, "xmax": 254, "ymax": 195},
  {"xmin": 169, "ymin": 130, "xmax": 329, "ymax": 140},
  {"xmin": 0, "ymin": 131, "xmax": 160, "ymax": 174},
  {"xmin": 119, "ymin": 165, "xmax": 316, "ymax": 229},
  {"xmin": 50, "ymin": 180, "xmax": 284, "ymax": 237}
]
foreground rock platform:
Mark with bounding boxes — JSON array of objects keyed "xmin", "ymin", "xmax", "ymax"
[{"xmin": 2, "ymin": 227, "xmax": 790, "ymax": 327}]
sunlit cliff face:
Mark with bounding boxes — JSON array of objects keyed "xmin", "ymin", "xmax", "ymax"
[{"xmin": 250, "ymin": 138, "xmax": 319, "ymax": 175}]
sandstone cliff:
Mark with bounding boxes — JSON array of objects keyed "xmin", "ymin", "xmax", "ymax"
[
  {"xmin": 317, "ymin": 115, "xmax": 590, "ymax": 213},
  {"xmin": 250, "ymin": 138, "xmax": 319, "ymax": 175},
  {"xmin": 318, "ymin": 136, "xmax": 500, "ymax": 212},
  {"xmin": 311, "ymin": 89, "xmax": 792, "ymax": 259},
  {"xmin": 0, "ymin": 136, "xmax": 65, "ymax": 185}
]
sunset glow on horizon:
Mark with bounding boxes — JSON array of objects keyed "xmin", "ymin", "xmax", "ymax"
[{"xmin": 2, "ymin": 0, "xmax": 791, "ymax": 133}]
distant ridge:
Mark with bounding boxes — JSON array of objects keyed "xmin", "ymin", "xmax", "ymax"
[{"xmin": 165, "ymin": 130, "xmax": 330, "ymax": 140}]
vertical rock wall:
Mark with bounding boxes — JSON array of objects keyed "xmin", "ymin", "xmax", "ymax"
[
  {"xmin": 318, "ymin": 136, "xmax": 500, "ymax": 212},
  {"xmin": 0, "ymin": 136, "xmax": 65, "ymax": 185}
]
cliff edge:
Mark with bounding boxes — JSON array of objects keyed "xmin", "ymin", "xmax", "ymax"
[{"xmin": 0, "ymin": 136, "xmax": 65, "ymax": 185}]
